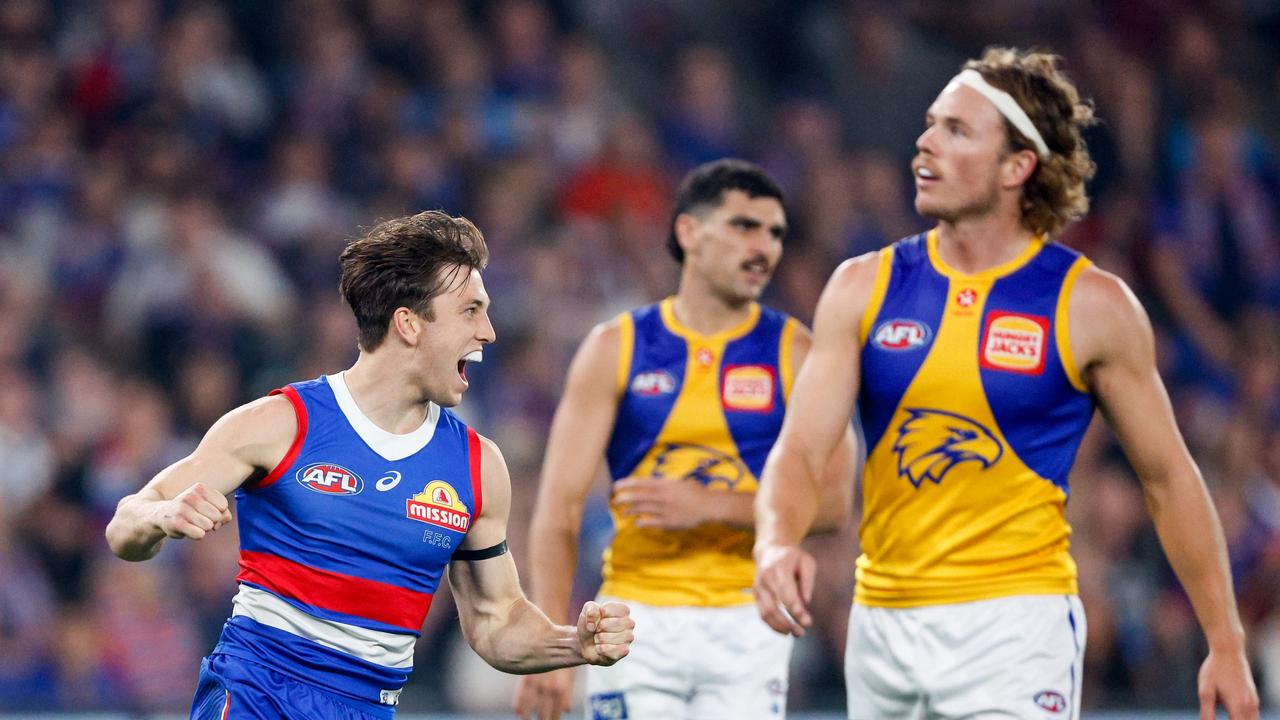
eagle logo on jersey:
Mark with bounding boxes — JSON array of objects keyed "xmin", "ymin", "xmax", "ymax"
[
  {"xmin": 892, "ymin": 408, "xmax": 1003, "ymax": 488},
  {"xmin": 650, "ymin": 443, "xmax": 747, "ymax": 490}
]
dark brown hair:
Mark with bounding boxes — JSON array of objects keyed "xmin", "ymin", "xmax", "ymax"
[
  {"xmin": 667, "ymin": 158, "xmax": 785, "ymax": 263},
  {"xmin": 965, "ymin": 47, "xmax": 1097, "ymax": 238},
  {"xmin": 339, "ymin": 211, "xmax": 489, "ymax": 351}
]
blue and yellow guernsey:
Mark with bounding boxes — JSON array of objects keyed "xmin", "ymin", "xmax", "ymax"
[
  {"xmin": 603, "ymin": 297, "xmax": 802, "ymax": 607},
  {"xmin": 856, "ymin": 230, "xmax": 1095, "ymax": 607}
]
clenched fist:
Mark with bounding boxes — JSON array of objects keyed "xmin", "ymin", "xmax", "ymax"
[
  {"xmin": 577, "ymin": 601, "xmax": 634, "ymax": 666},
  {"xmin": 158, "ymin": 482, "xmax": 233, "ymax": 541}
]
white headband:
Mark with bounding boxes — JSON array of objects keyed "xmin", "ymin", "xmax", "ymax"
[{"xmin": 946, "ymin": 69, "xmax": 1050, "ymax": 160}]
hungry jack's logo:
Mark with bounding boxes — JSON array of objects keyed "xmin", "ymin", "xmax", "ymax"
[
  {"xmin": 406, "ymin": 481, "xmax": 471, "ymax": 532},
  {"xmin": 722, "ymin": 364, "xmax": 775, "ymax": 412},
  {"xmin": 981, "ymin": 311, "xmax": 1049, "ymax": 375}
]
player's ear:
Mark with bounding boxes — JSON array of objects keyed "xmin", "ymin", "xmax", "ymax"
[
  {"xmin": 390, "ymin": 307, "xmax": 423, "ymax": 346},
  {"xmin": 1000, "ymin": 148, "xmax": 1038, "ymax": 189},
  {"xmin": 674, "ymin": 213, "xmax": 700, "ymax": 256}
]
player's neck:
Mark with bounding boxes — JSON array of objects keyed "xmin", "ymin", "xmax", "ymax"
[
  {"xmin": 670, "ymin": 289, "xmax": 753, "ymax": 337},
  {"xmin": 341, "ymin": 353, "xmax": 431, "ymax": 434},
  {"xmin": 935, "ymin": 213, "xmax": 1038, "ymax": 275}
]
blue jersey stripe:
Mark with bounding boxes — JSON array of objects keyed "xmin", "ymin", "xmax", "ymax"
[
  {"xmin": 859, "ymin": 234, "xmax": 947, "ymax": 451},
  {"xmin": 980, "ymin": 244, "xmax": 1093, "ymax": 494},
  {"xmin": 606, "ymin": 304, "xmax": 686, "ymax": 479},
  {"xmin": 721, "ymin": 308, "xmax": 787, "ymax": 478}
]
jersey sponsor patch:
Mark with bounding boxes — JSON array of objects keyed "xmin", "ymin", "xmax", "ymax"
[
  {"xmin": 722, "ymin": 364, "xmax": 775, "ymax": 412},
  {"xmin": 589, "ymin": 691, "xmax": 628, "ymax": 720},
  {"xmin": 1033, "ymin": 690, "xmax": 1068, "ymax": 713},
  {"xmin": 296, "ymin": 463, "xmax": 363, "ymax": 495},
  {"xmin": 630, "ymin": 370, "xmax": 675, "ymax": 396},
  {"xmin": 871, "ymin": 319, "xmax": 932, "ymax": 351},
  {"xmin": 406, "ymin": 480, "xmax": 471, "ymax": 532},
  {"xmin": 981, "ymin": 311, "xmax": 1050, "ymax": 375}
]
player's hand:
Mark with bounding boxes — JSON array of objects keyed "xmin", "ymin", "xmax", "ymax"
[
  {"xmin": 157, "ymin": 482, "xmax": 233, "ymax": 540},
  {"xmin": 753, "ymin": 542, "xmax": 814, "ymax": 637},
  {"xmin": 577, "ymin": 601, "xmax": 633, "ymax": 667},
  {"xmin": 613, "ymin": 476, "xmax": 708, "ymax": 530},
  {"xmin": 513, "ymin": 668, "xmax": 575, "ymax": 720},
  {"xmin": 1198, "ymin": 646, "xmax": 1259, "ymax": 720}
]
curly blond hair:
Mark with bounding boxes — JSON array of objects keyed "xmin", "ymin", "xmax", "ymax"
[{"xmin": 964, "ymin": 48, "xmax": 1097, "ymax": 238}]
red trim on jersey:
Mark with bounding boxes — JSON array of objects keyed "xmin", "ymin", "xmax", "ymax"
[
  {"xmin": 467, "ymin": 428, "xmax": 483, "ymax": 520},
  {"xmin": 237, "ymin": 550, "xmax": 433, "ymax": 631},
  {"xmin": 220, "ymin": 690, "xmax": 230, "ymax": 720},
  {"xmin": 252, "ymin": 386, "xmax": 308, "ymax": 490}
]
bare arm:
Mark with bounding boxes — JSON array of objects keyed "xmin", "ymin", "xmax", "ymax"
[
  {"xmin": 450, "ymin": 435, "xmax": 633, "ymax": 675},
  {"xmin": 1073, "ymin": 267, "xmax": 1258, "ymax": 719},
  {"xmin": 754, "ymin": 254, "xmax": 877, "ymax": 635},
  {"xmin": 104, "ymin": 395, "xmax": 296, "ymax": 561},
  {"xmin": 528, "ymin": 320, "xmax": 624, "ymax": 623},
  {"xmin": 786, "ymin": 322, "xmax": 856, "ymax": 534}
]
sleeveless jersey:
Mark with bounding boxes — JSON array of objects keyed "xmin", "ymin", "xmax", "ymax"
[
  {"xmin": 218, "ymin": 373, "xmax": 482, "ymax": 706},
  {"xmin": 603, "ymin": 298, "xmax": 801, "ymax": 606},
  {"xmin": 856, "ymin": 230, "xmax": 1094, "ymax": 607}
]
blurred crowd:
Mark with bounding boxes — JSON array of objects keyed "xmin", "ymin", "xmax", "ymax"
[{"xmin": 0, "ymin": 0, "xmax": 1277, "ymax": 713}]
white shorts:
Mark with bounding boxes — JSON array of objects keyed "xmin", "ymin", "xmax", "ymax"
[
  {"xmin": 845, "ymin": 594, "xmax": 1086, "ymax": 720},
  {"xmin": 585, "ymin": 597, "xmax": 793, "ymax": 719}
]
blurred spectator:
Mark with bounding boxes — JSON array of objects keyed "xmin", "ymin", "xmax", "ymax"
[
  {"xmin": 1151, "ymin": 89, "xmax": 1280, "ymax": 382},
  {"xmin": 0, "ymin": 366, "xmax": 54, "ymax": 514},
  {"xmin": 0, "ymin": 0, "xmax": 1275, "ymax": 712}
]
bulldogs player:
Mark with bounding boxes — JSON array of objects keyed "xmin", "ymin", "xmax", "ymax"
[{"xmin": 107, "ymin": 211, "xmax": 634, "ymax": 718}]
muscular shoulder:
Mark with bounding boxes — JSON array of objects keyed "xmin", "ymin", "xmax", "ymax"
[
  {"xmin": 202, "ymin": 393, "xmax": 300, "ymax": 471},
  {"xmin": 582, "ymin": 314, "xmax": 627, "ymax": 356},
  {"xmin": 829, "ymin": 250, "xmax": 883, "ymax": 296},
  {"xmin": 564, "ymin": 313, "xmax": 630, "ymax": 398},
  {"xmin": 810, "ymin": 250, "xmax": 884, "ymax": 336},
  {"xmin": 1068, "ymin": 265, "xmax": 1154, "ymax": 373}
]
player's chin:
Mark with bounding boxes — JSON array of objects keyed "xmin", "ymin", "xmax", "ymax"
[
  {"xmin": 913, "ymin": 196, "xmax": 952, "ymax": 221},
  {"xmin": 435, "ymin": 385, "xmax": 466, "ymax": 408}
]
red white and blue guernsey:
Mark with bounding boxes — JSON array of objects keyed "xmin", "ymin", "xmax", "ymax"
[{"xmin": 209, "ymin": 373, "xmax": 482, "ymax": 710}]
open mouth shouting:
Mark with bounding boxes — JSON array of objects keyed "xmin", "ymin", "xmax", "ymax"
[{"xmin": 457, "ymin": 350, "xmax": 483, "ymax": 383}]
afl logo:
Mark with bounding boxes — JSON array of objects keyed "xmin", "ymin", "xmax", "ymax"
[
  {"xmin": 631, "ymin": 370, "xmax": 676, "ymax": 396},
  {"xmin": 296, "ymin": 463, "xmax": 363, "ymax": 495},
  {"xmin": 872, "ymin": 319, "xmax": 931, "ymax": 351},
  {"xmin": 1033, "ymin": 690, "xmax": 1068, "ymax": 713}
]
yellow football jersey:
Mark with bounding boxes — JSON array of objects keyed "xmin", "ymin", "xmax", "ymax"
[
  {"xmin": 602, "ymin": 298, "xmax": 801, "ymax": 606},
  {"xmin": 856, "ymin": 230, "xmax": 1094, "ymax": 607}
]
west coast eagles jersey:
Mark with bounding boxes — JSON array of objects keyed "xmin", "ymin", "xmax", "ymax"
[
  {"xmin": 603, "ymin": 298, "xmax": 801, "ymax": 606},
  {"xmin": 856, "ymin": 230, "xmax": 1094, "ymax": 607}
]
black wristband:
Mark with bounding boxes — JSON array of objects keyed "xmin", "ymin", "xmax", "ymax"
[{"xmin": 451, "ymin": 539, "xmax": 508, "ymax": 562}]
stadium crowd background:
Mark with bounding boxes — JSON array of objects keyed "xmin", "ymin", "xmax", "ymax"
[{"xmin": 0, "ymin": 0, "xmax": 1277, "ymax": 714}]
